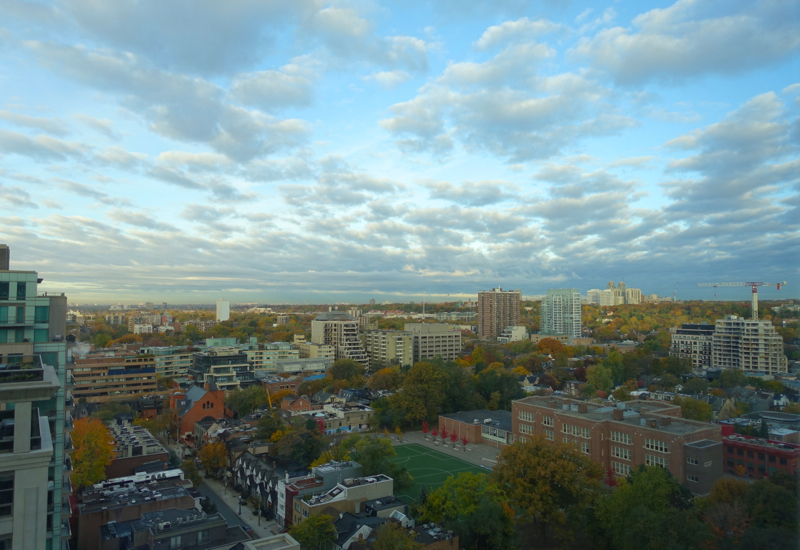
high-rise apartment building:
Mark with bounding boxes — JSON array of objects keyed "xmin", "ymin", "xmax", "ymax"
[
  {"xmin": 362, "ymin": 330, "xmax": 414, "ymax": 367},
  {"xmin": 712, "ymin": 315, "xmax": 788, "ymax": 374},
  {"xmin": 541, "ymin": 289, "xmax": 582, "ymax": 343},
  {"xmin": 477, "ymin": 288, "xmax": 520, "ymax": 339},
  {"xmin": 0, "ymin": 244, "xmax": 71, "ymax": 550},
  {"xmin": 311, "ymin": 312, "xmax": 369, "ymax": 369},
  {"xmin": 216, "ymin": 299, "xmax": 230, "ymax": 322},
  {"xmin": 624, "ymin": 288, "xmax": 642, "ymax": 305},
  {"xmin": 669, "ymin": 323, "xmax": 716, "ymax": 369}
]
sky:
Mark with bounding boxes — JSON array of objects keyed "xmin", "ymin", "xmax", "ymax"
[{"xmin": 0, "ymin": 0, "xmax": 798, "ymax": 305}]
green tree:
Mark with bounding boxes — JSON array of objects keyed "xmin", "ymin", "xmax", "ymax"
[
  {"xmin": 255, "ymin": 412, "xmax": 285, "ymax": 441},
  {"xmin": 718, "ymin": 368, "xmax": 749, "ymax": 388},
  {"xmin": 93, "ymin": 333, "xmax": 112, "ymax": 348},
  {"xmin": 587, "ymin": 364, "xmax": 613, "ymax": 393},
  {"xmin": 226, "ymin": 385, "xmax": 268, "ymax": 418},
  {"xmin": 355, "ymin": 438, "xmax": 413, "ymax": 490},
  {"xmin": 682, "ymin": 377, "xmax": 709, "ymax": 395},
  {"xmin": 181, "ymin": 459, "xmax": 202, "ymax": 488},
  {"xmin": 277, "ymin": 426, "xmax": 324, "ymax": 467},
  {"xmin": 328, "ymin": 359, "xmax": 364, "ymax": 381},
  {"xmin": 289, "ymin": 513, "xmax": 337, "ymax": 550},
  {"xmin": 596, "ymin": 465, "xmax": 709, "ymax": 550},
  {"xmin": 673, "ymin": 396, "xmax": 713, "ymax": 421},
  {"xmin": 388, "ymin": 361, "xmax": 449, "ymax": 424},
  {"xmin": 373, "ymin": 522, "xmax": 423, "ymax": 550},
  {"xmin": 490, "ymin": 437, "xmax": 603, "ymax": 542}
]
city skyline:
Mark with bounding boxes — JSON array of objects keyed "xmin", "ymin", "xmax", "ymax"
[{"xmin": 0, "ymin": 1, "xmax": 798, "ymax": 303}]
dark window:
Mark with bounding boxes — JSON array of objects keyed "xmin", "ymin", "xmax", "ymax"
[
  {"xmin": 15, "ymin": 307, "xmax": 23, "ymax": 324},
  {"xmin": 758, "ymin": 464, "xmax": 765, "ymax": 473},
  {"xmin": 737, "ymin": 449, "xmax": 743, "ymax": 456},
  {"xmin": 15, "ymin": 283, "xmax": 25, "ymax": 299},
  {"xmin": 727, "ymin": 458, "xmax": 734, "ymax": 466},
  {"xmin": 747, "ymin": 451, "xmax": 754, "ymax": 458},
  {"xmin": 727, "ymin": 446, "xmax": 733, "ymax": 454},
  {"xmin": 769, "ymin": 456, "xmax": 776, "ymax": 463},
  {"xmin": 780, "ymin": 458, "xmax": 787, "ymax": 465},
  {"xmin": 0, "ymin": 473, "xmax": 13, "ymax": 517},
  {"xmin": 758, "ymin": 453, "xmax": 765, "ymax": 460},
  {"xmin": 34, "ymin": 306, "xmax": 49, "ymax": 323},
  {"xmin": 0, "ymin": 283, "xmax": 7, "ymax": 301}
]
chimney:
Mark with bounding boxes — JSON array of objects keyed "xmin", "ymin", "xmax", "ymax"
[
  {"xmin": 613, "ymin": 409, "xmax": 624, "ymax": 421},
  {"xmin": 659, "ymin": 417, "xmax": 672, "ymax": 426},
  {"xmin": 548, "ymin": 400, "xmax": 558, "ymax": 409},
  {"xmin": 204, "ymin": 382, "xmax": 211, "ymax": 391},
  {"xmin": 578, "ymin": 403, "xmax": 588, "ymax": 414},
  {"xmin": 647, "ymin": 419, "xmax": 658, "ymax": 428}
]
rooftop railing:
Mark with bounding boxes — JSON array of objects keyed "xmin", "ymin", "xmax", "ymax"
[{"xmin": 0, "ymin": 355, "xmax": 45, "ymax": 384}]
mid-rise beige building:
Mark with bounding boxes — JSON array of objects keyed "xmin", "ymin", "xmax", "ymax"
[
  {"xmin": 405, "ymin": 323, "xmax": 462, "ymax": 362},
  {"xmin": 362, "ymin": 330, "xmax": 414, "ymax": 367},
  {"xmin": 71, "ymin": 351, "xmax": 157, "ymax": 403},
  {"xmin": 712, "ymin": 315, "xmax": 787, "ymax": 374},
  {"xmin": 293, "ymin": 335, "xmax": 335, "ymax": 361}
]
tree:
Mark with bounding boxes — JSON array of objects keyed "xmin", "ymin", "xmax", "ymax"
[
  {"xmin": 783, "ymin": 402, "xmax": 800, "ymax": 414},
  {"xmin": 277, "ymin": 427, "xmax": 324, "ymax": 467},
  {"xmin": 289, "ymin": 513, "xmax": 337, "ymax": 550},
  {"xmin": 373, "ymin": 522, "xmax": 423, "ymax": 550},
  {"xmin": 682, "ymin": 377, "xmax": 709, "ymax": 395},
  {"xmin": 182, "ymin": 459, "xmax": 202, "ymax": 488},
  {"xmin": 388, "ymin": 361, "xmax": 449, "ymax": 424},
  {"xmin": 673, "ymin": 396, "xmax": 714, "ymax": 422},
  {"xmin": 199, "ymin": 441, "xmax": 228, "ymax": 477},
  {"xmin": 587, "ymin": 364, "xmax": 613, "ymax": 393},
  {"xmin": 93, "ymin": 333, "xmax": 112, "ymax": 348},
  {"xmin": 255, "ymin": 412, "xmax": 285, "ymax": 441},
  {"xmin": 536, "ymin": 338, "xmax": 565, "ymax": 355},
  {"xmin": 72, "ymin": 417, "xmax": 115, "ymax": 491},
  {"xmin": 596, "ymin": 465, "xmax": 708, "ymax": 550},
  {"xmin": 612, "ymin": 387, "xmax": 633, "ymax": 402},
  {"xmin": 356, "ymin": 438, "xmax": 413, "ymax": 490},
  {"xmin": 490, "ymin": 437, "xmax": 603, "ymax": 542},
  {"xmin": 369, "ymin": 367, "xmax": 404, "ymax": 391},
  {"xmin": 718, "ymin": 368, "xmax": 749, "ymax": 388},
  {"xmin": 226, "ymin": 385, "xmax": 268, "ymax": 418},
  {"xmin": 160, "ymin": 408, "xmax": 180, "ymax": 443},
  {"xmin": 328, "ymin": 359, "xmax": 364, "ymax": 381}
]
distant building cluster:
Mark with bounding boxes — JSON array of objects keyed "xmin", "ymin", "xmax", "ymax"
[{"xmin": 586, "ymin": 281, "xmax": 645, "ymax": 306}]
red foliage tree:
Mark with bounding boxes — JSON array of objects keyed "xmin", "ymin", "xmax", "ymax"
[
  {"xmin": 461, "ymin": 436, "xmax": 468, "ymax": 448},
  {"xmin": 605, "ymin": 467, "xmax": 617, "ymax": 487},
  {"xmin": 450, "ymin": 432, "xmax": 458, "ymax": 443},
  {"xmin": 422, "ymin": 421, "xmax": 429, "ymax": 435},
  {"xmin": 440, "ymin": 427, "xmax": 448, "ymax": 440},
  {"xmin": 431, "ymin": 428, "xmax": 438, "ymax": 438},
  {"xmin": 317, "ymin": 419, "xmax": 326, "ymax": 434}
]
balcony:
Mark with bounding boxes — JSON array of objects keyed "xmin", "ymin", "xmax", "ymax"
[
  {"xmin": 0, "ymin": 406, "xmax": 44, "ymax": 454},
  {"xmin": 64, "ymin": 435, "xmax": 73, "ymax": 451},
  {"xmin": 0, "ymin": 355, "xmax": 45, "ymax": 383}
]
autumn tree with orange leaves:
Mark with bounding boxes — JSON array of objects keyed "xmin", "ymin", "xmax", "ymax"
[{"xmin": 72, "ymin": 417, "xmax": 116, "ymax": 491}]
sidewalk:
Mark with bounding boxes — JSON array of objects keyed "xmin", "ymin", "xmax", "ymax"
[{"xmin": 201, "ymin": 475, "xmax": 279, "ymax": 539}]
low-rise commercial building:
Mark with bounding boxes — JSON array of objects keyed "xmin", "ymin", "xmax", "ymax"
[
  {"xmin": 293, "ymin": 403, "xmax": 374, "ymax": 435},
  {"xmin": 438, "ymin": 410, "xmax": 513, "ymax": 448},
  {"xmin": 277, "ymin": 461, "xmax": 362, "ymax": 529},
  {"xmin": 274, "ymin": 358, "xmax": 330, "ymax": 375},
  {"xmin": 511, "ymin": 396, "xmax": 723, "ymax": 494},
  {"xmin": 498, "ymin": 326, "xmax": 528, "ymax": 343},
  {"xmin": 720, "ymin": 427, "xmax": 800, "ymax": 479},
  {"xmin": 293, "ymin": 474, "xmax": 393, "ymax": 526},
  {"xmin": 106, "ymin": 419, "xmax": 169, "ymax": 478},
  {"xmin": 71, "ymin": 351, "xmax": 157, "ymax": 403}
]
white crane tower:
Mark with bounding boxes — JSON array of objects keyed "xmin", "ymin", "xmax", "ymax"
[{"xmin": 696, "ymin": 281, "xmax": 787, "ymax": 321}]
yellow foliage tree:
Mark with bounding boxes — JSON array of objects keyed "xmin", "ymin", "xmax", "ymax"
[
  {"xmin": 199, "ymin": 441, "xmax": 228, "ymax": 477},
  {"xmin": 72, "ymin": 418, "xmax": 116, "ymax": 491}
]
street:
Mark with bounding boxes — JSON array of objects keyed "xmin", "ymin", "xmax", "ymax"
[{"xmin": 197, "ymin": 482, "xmax": 249, "ymax": 529}]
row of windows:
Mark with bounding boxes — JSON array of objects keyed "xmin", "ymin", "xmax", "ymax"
[
  {"xmin": 645, "ymin": 439, "xmax": 669, "ymax": 453},
  {"xmin": 543, "ymin": 416, "xmax": 554, "ymax": 427},
  {"xmin": 519, "ymin": 411, "xmax": 534, "ymax": 422},
  {"xmin": 612, "ymin": 462, "xmax": 631, "ymax": 475},
  {"xmin": 519, "ymin": 423, "xmax": 534, "ymax": 435},
  {"xmin": 611, "ymin": 446, "xmax": 632, "ymax": 461},
  {"xmin": 544, "ymin": 429, "xmax": 554, "ymax": 441},
  {"xmin": 646, "ymin": 455, "xmax": 669, "ymax": 468},
  {"xmin": 726, "ymin": 446, "xmax": 789, "ymax": 464},
  {"xmin": 611, "ymin": 431, "xmax": 632, "ymax": 445},
  {"xmin": 560, "ymin": 424, "xmax": 590, "ymax": 438}
]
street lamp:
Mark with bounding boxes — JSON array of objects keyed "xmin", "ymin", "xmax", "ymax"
[{"xmin": 238, "ymin": 496, "xmax": 243, "ymax": 515}]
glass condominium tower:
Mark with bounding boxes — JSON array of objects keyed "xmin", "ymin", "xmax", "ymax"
[
  {"xmin": 541, "ymin": 288, "xmax": 582, "ymax": 344},
  {"xmin": 0, "ymin": 245, "xmax": 70, "ymax": 550}
]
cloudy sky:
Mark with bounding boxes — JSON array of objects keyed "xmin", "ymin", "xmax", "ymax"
[{"xmin": 0, "ymin": 0, "xmax": 798, "ymax": 304}]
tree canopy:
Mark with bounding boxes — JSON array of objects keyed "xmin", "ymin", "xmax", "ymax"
[
  {"xmin": 72, "ymin": 417, "xmax": 116, "ymax": 491},
  {"xmin": 289, "ymin": 514, "xmax": 337, "ymax": 550}
]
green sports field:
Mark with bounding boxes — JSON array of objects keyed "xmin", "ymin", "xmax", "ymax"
[{"xmin": 391, "ymin": 443, "xmax": 489, "ymax": 504}]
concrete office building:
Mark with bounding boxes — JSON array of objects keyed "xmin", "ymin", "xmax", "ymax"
[
  {"xmin": 541, "ymin": 289, "xmax": 582, "ymax": 343},
  {"xmin": 216, "ymin": 299, "xmax": 230, "ymax": 322},
  {"xmin": 512, "ymin": 396, "xmax": 723, "ymax": 495},
  {"xmin": 311, "ymin": 312, "xmax": 369, "ymax": 369},
  {"xmin": 71, "ymin": 351, "xmax": 157, "ymax": 403},
  {"xmin": 477, "ymin": 288, "xmax": 521, "ymax": 339},
  {"xmin": 669, "ymin": 323, "xmax": 716, "ymax": 369},
  {"xmin": 1, "ymin": 244, "xmax": 71, "ymax": 550},
  {"xmin": 405, "ymin": 323, "xmax": 462, "ymax": 363},
  {"xmin": 712, "ymin": 316, "xmax": 788, "ymax": 374}
]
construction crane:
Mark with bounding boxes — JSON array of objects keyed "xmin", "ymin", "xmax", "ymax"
[{"xmin": 696, "ymin": 281, "xmax": 787, "ymax": 321}]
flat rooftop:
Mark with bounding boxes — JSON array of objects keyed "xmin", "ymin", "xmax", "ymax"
[
  {"xmin": 516, "ymin": 396, "xmax": 713, "ymax": 436},
  {"xmin": 440, "ymin": 409, "xmax": 512, "ymax": 432}
]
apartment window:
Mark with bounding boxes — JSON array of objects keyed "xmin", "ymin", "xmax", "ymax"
[
  {"xmin": 747, "ymin": 451, "xmax": 754, "ymax": 458},
  {"xmin": 582, "ymin": 442, "xmax": 590, "ymax": 454},
  {"xmin": 15, "ymin": 307, "xmax": 23, "ymax": 323},
  {"xmin": 563, "ymin": 437, "xmax": 571, "ymax": 444},
  {"xmin": 611, "ymin": 446, "xmax": 631, "ymax": 461},
  {"xmin": 646, "ymin": 455, "xmax": 669, "ymax": 468},
  {"xmin": 16, "ymin": 282, "xmax": 25, "ymax": 299},
  {"xmin": 780, "ymin": 457, "xmax": 787, "ymax": 465},
  {"xmin": 34, "ymin": 306, "xmax": 49, "ymax": 323},
  {"xmin": 170, "ymin": 535, "xmax": 182, "ymax": 549},
  {"xmin": 726, "ymin": 446, "xmax": 733, "ymax": 454},
  {"xmin": 582, "ymin": 427, "xmax": 590, "ymax": 439},
  {"xmin": 544, "ymin": 429, "xmax": 554, "ymax": 441},
  {"xmin": 0, "ymin": 473, "xmax": 12, "ymax": 517},
  {"xmin": 519, "ymin": 411, "xmax": 534, "ymax": 422},
  {"xmin": 562, "ymin": 424, "xmax": 570, "ymax": 434},
  {"xmin": 758, "ymin": 453, "xmax": 765, "ymax": 460},
  {"xmin": 727, "ymin": 458, "xmax": 734, "ymax": 466},
  {"xmin": 34, "ymin": 329, "xmax": 48, "ymax": 343},
  {"xmin": 611, "ymin": 431, "xmax": 632, "ymax": 445},
  {"xmin": 769, "ymin": 456, "xmax": 775, "ymax": 463},
  {"xmin": 197, "ymin": 530, "xmax": 209, "ymax": 543},
  {"xmin": 0, "ymin": 534, "xmax": 10, "ymax": 550},
  {"xmin": 645, "ymin": 439, "xmax": 669, "ymax": 453},
  {"xmin": 612, "ymin": 462, "xmax": 631, "ymax": 475},
  {"xmin": 0, "ymin": 282, "xmax": 8, "ymax": 300},
  {"xmin": 543, "ymin": 416, "xmax": 553, "ymax": 427},
  {"xmin": 571, "ymin": 425, "xmax": 580, "ymax": 436},
  {"xmin": 303, "ymin": 508, "xmax": 308, "ymax": 518},
  {"xmin": 687, "ymin": 475, "xmax": 699, "ymax": 483},
  {"xmin": 737, "ymin": 449, "xmax": 743, "ymax": 456},
  {"xmin": 687, "ymin": 458, "xmax": 698, "ymax": 465},
  {"xmin": 520, "ymin": 436, "xmax": 527, "ymax": 443}
]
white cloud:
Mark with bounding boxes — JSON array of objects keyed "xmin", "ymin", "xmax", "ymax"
[
  {"xmin": 364, "ymin": 70, "xmax": 412, "ymax": 89},
  {"xmin": 473, "ymin": 17, "xmax": 564, "ymax": 50},
  {"xmin": 0, "ymin": 110, "xmax": 70, "ymax": 136}
]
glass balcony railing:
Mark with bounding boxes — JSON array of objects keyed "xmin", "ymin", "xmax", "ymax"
[
  {"xmin": 0, "ymin": 406, "xmax": 43, "ymax": 453},
  {"xmin": 0, "ymin": 355, "xmax": 45, "ymax": 384}
]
